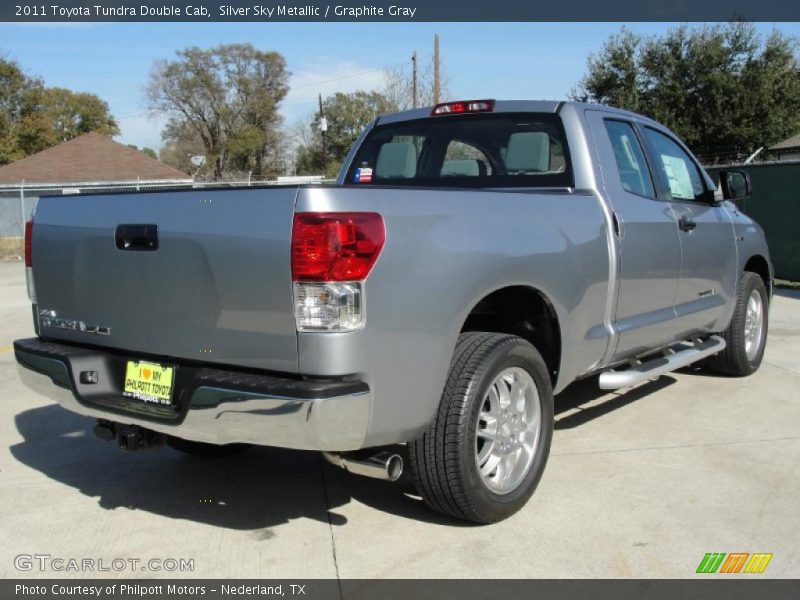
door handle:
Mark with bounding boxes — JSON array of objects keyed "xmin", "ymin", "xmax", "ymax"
[
  {"xmin": 115, "ymin": 224, "xmax": 159, "ymax": 251},
  {"xmin": 678, "ymin": 215, "xmax": 697, "ymax": 232}
]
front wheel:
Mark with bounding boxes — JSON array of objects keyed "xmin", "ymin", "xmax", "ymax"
[
  {"xmin": 705, "ymin": 272, "xmax": 769, "ymax": 376},
  {"xmin": 409, "ymin": 332, "xmax": 554, "ymax": 524}
]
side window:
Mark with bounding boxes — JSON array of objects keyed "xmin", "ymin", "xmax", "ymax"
[
  {"xmin": 643, "ymin": 128, "xmax": 707, "ymax": 202},
  {"xmin": 441, "ymin": 141, "xmax": 492, "ymax": 177},
  {"xmin": 604, "ymin": 120, "xmax": 655, "ymax": 198}
]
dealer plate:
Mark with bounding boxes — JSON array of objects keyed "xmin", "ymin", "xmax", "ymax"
[{"xmin": 122, "ymin": 361, "xmax": 175, "ymax": 405}]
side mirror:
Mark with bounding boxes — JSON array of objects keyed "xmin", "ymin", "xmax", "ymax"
[{"xmin": 719, "ymin": 170, "xmax": 751, "ymax": 200}]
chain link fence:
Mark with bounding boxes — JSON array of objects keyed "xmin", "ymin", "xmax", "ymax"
[
  {"xmin": 0, "ymin": 186, "xmax": 37, "ymax": 260},
  {"xmin": 0, "ymin": 176, "xmax": 330, "ymax": 260}
]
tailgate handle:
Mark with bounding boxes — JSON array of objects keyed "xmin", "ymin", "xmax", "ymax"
[{"xmin": 115, "ymin": 224, "xmax": 159, "ymax": 251}]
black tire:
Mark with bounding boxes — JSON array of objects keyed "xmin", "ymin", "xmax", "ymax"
[
  {"xmin": 408, "ymin": 332, "xmax": 554, "ymax": 524},
  {"xmin": 166, "ymin": 437, "xmax": 250, "ymax": 458},
  {"xmin": 705, "ymin": 272, "xmax": 769, "ymax": 376}
]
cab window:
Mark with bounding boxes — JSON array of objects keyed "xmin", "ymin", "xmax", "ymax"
[
  {"xmin": 604, "ymin": 120, "xmax": 655, "ymax": 198},
  {"xmin": 441, "ymin": 141, "xmax": 492, "ymax": 177},
  {"xmin": 346, "ymin": 113, "xmax": 573, "ymax": 188},
  {"xmin": 643, "ymin": 128, "xmax": 707, "ymax": 202}
]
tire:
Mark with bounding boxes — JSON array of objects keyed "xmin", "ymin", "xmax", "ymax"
[
  {"xmin": 166, "ymin": 437, "xmax": 250, "ymax": 458},
  {"xmin": 409, "ymin": 332, "xmax": 554, "ymax": 524},
  {"xmin": 705, "ymin": 272, "xmax": 769, "ymax": 376}
]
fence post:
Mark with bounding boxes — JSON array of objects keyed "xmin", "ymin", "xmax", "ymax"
[{"xmin": 20, "ymin": 179, "xmax": 26, "ymax": 237}]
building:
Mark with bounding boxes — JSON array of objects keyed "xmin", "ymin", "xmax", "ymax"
[
  {"xmin": 0, "ymin": 132, "xmax": 190, "ymax": 186},
  {"xmin": 769, "ymin": 133, "xmax": 800, "ymax": 162}
]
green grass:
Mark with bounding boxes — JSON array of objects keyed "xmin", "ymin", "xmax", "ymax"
[{"xmin": 775, "ymin": 279, "xmax": 800, "ymax": 289}]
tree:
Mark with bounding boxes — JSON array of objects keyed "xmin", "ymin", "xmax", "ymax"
[
  {"xmin": 16, "ymin": 87, "xmax": 119, "ymax": 156},
  {"xmin": 39, "ymin": 88, "xmax": 118, "ymax": 141},
  {"xmin": 572, "ymin": 23, "xmax": 800, "ymax": 163},
  {"xmin": 158, "ymin": 120, "xmax": 206, "ymax": 175},
  {"xmin": 0, "ymin": 57, "xmax": 119, "ymax": 165},
  {"xmin": 126, "ymin": 144, "xmax": 158, "ymax": 159},
  {"xmin": 147, "ymin": 43, "xmax": 289, "ymax": 179},
  {"xmin": 0, "ymin": 57, "xmax": 35, "ymax": 164},
  {"xmin": 295, "ymin": 91, "xmax": 395, "ymax": 177},
  {"xmin": 382, "ymin": 53, "xmax": 451, "ymax": 111}
]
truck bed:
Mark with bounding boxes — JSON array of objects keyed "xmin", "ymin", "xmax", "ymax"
[{"xmin": 31, "ymin": 186, "xmax": 300, "ymax": 373}]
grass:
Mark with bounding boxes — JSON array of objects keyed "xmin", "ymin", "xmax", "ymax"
[
  {"xmin": 0, "ymin": 237, "xmax": 22, "ymax": 261},
  {"xmin": 775, "ymin": 279, "xmax": 800, "ymax": 290}
]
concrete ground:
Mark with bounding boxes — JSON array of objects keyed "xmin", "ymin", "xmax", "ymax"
[{"xmin": 0, "ymin": 261, "xmax": 797, "ymax": 579}]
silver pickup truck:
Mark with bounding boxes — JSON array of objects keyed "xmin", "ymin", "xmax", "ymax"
[{"xmin": 15, "ymin": 100, "xmax": 771, "ymax": 523}]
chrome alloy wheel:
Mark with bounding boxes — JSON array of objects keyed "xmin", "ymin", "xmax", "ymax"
[
  {"xmin": 744, "ymin": 289, "xmax": 765, "ymax": 361},
  {"xmin": 475, "ymin": 367, "xmax": 542, "ymax": 495}
]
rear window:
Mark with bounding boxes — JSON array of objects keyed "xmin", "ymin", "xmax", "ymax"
[{"xmin": 345, "ymin": 113, "xmax": 573, "ymax": 188}]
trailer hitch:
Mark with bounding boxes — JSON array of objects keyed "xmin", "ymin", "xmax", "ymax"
[{"xmin": 93, "ymin": 420, "xmax": 165, "ymax": 452}]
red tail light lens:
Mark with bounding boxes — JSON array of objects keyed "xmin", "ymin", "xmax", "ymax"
[
  {"xmin": 431, "ymin": 99, "xmax": 495, "ymax": 116},
  {"xmin": 292, "ymin": 213, "xmax": 385, "ymax": 282},
  {"xmin": 24, "ymin": 220, "xmax": 33, "ymax": 267}
]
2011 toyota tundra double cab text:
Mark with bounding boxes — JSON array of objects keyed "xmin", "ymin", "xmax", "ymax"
[{"xmin": 15, "ymin": 100, "xmax": 772, "ymax": 523}]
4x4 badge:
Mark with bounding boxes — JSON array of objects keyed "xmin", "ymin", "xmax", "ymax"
[{"xmin": 38, "ymin": 309, "xmax": 111, "ymax": 335}]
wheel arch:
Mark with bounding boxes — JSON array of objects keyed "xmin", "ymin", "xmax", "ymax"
[
  {"xmin": 459, "ymin": 285, "xmax": 562, "ymax": 385},
  {"xmin": 743, "ymin": 254, "xmax": 772, "ymax": 296}
]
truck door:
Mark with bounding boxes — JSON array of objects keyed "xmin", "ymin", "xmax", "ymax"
[
  {"xmin": 585, "ymin": 110, "xmax": 682, "ymax": 361},
  {"xmin": 640, "ymin": 126, "xmax": 738, "ymax": 337}
]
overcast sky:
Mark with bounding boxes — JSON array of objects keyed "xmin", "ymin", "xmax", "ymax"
[{"xmin": 2, "ymin": 21, "xmax": 798, "ymax": 150}]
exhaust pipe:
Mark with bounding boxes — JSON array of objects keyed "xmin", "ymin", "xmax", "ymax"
[{"xmin": 323, "ymin": 450, "xmax": 403, "ymax": 482}]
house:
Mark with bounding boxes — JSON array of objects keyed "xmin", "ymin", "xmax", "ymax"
[
  {"xmin": 769, "ymin": 133, "xmax": 800, "ymax": 162},
  {"xmin": 0, "ymin": 132, "xmax": 191, "ymax": 186}
]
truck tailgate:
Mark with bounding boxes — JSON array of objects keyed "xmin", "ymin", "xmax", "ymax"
[{"xmin": 31, "ymin": 187, "xmax": 300, "ymax": 373}]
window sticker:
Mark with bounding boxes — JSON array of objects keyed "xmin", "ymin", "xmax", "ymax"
[
  {"xmin": 661, "ymin": 154, "xmax": 694, "ymax": 199},
  {"xmin": 354, "ymin": 167, "xmax": 373, "ymax": 183}
]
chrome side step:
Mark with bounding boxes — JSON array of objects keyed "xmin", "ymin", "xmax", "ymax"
[{"xmin": 598, "ymin": 335, "xmax": 726, "ymax": 390}]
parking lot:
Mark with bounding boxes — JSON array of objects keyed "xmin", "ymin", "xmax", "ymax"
[{"xmin": 0, "ymin": 261, "xmax": 798, "ymax": 578}]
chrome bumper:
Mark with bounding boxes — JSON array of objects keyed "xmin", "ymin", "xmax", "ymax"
[{"xmin": 15, "ymin": 338, "xmax": 371, "ymax": 451}]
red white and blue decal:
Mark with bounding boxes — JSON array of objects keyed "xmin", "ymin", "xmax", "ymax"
[{"xmin": 354, "ymin": 167, "xmax": 373, "ymax": 183}]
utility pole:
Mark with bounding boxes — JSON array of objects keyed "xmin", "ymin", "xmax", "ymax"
[
  {"xmin": 433, "ymin": 34, "xmax": 441, "ymax": 105},
  {"xmin": 318, "ymin": 93, "xmax": 327, "ymax": 176},
  {"xmin": 412, "ymin": 51, "xmax": 418, "ymax": 109}
]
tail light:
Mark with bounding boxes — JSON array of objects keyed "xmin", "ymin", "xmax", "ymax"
[
  {"xmin": 431, "ymin": 99, "xmax": 495, "ymax": 116},
  {"xmin": 291, "ymin": 212, "xmax": 385, "ymax": 331},
  {"xmin": 24, "ymin": 219, "xmax": 36, "ymax": 303},
  {"xmin": 292, "ymin": 212, "xmax": 385, "ymax": 282}
]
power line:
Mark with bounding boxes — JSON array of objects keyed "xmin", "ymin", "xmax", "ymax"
[{"xmin": 291, "ymin": 67, "xmax": 387, "ymax": 90}]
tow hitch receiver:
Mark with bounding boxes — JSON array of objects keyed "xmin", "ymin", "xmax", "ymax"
[{"xmin": 93, "ymin": 420, "xmax": 165, "ymax": 452}]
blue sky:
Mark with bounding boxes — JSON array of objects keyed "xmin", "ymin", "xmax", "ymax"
[{"xmin": 2, "ymin": 22, "xmax": 799, "ymax": 150}]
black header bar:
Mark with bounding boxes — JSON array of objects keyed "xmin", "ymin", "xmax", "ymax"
[{"xmin": 3, "ymin": 0, "xmax": 800, "ymax": 22}]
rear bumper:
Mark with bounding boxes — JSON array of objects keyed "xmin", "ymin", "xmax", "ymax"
[{"xmin": 14, "ymin": 337, "xmax": 371, "ymax": 451}]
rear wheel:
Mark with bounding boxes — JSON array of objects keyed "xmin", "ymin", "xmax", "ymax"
[
  {"xmin": 167, "ymin": 437, "xmax": 250, "ymax": 458},
  {"xmin": 705, "ymin": 272, "xmax": 769, "ymax": 376},
  {"xmin": 409, "ymin": 332, "xmax": 554, "ymax": 524}
]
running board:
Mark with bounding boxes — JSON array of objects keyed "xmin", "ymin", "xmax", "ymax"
[{"xmin": 598, "ymin": 336, "xmax": 726, "ymax": 390}]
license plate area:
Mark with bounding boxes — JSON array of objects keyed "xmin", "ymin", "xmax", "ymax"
[{"xmin": 122, "ymin": 360, "xmax": 175, "ymax": 406}]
